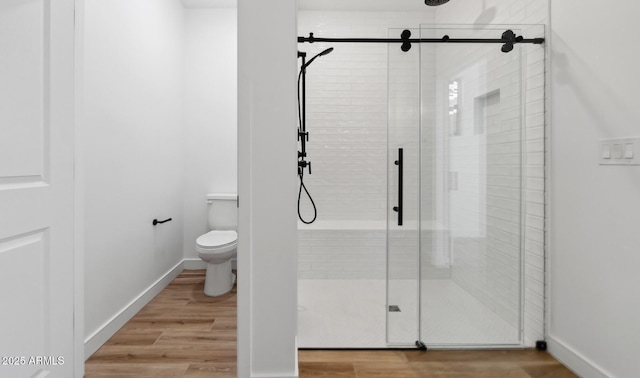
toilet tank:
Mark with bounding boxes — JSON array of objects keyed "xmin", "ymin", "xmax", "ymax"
[{"xmin": 206, "ymin": 193, "xmax": 237, "ymax": 230}]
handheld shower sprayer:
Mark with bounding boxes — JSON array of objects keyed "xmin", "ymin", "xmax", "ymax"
[
  {"xmin": 297, "ymin": 46, "xmax": 334, "ymax": 224},
  {"xmin": 301, "ymin": 47, "xmax": 334, "ymax": 71},
  {"xmin": 424, "ymin": 0, "xmax": 450, "ymax": 5}
]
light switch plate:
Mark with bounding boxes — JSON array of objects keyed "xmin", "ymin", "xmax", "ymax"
[{"xmin": 600, "ymin": 137, "xmax": 640, "ymax": 165}]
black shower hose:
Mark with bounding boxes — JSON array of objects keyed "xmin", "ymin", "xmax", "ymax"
[
  {"xmin": 298, "ymin": 169, "xmax": 317, "ymax": 224},
  {"xmin": 297, "ymin": 66, "xmax": 317, "ymax": 224}
]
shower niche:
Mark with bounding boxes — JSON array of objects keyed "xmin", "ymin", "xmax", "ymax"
[{"xmin": 298, "ymin": 23, "xmax": 546, "ymax": 349}]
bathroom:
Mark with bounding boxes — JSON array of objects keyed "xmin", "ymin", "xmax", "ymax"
[
  {"xmin": 85, "ymin": 1, "xmax": 640, "ymax": 376},
  {"xmin": 83, "ymin": 0, "xmax": 546, "ymax": 363},
  {"xmin": 1, "ymin": 0, "xmax": 638, "ymax": 377}
]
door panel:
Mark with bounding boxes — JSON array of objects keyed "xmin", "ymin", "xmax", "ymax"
[
  {"xmin": 386, "ymin": 28, "xmax": 420, "ymax": 346},
  {"xmin": 0, "ymin": 0, "xmax": 48, "ymax": 183},
  {"xmin": 0, "ymin": 0, "xmax": 75, "ymax": 376},
  {"xmin": 420, "ymin": 25, "xmax": 522, "ymax": 346}
]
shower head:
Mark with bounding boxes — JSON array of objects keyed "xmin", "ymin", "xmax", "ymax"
[
  {"xmin": 301, "ymin": 47, "xmax": 334, "ymax": 70},
  {"xmin": 318, "ymin": 47, "xmax": 334, "ymax": 56},
  {"xmin": 425, "ymin": 0, "xmax": 450, "ymax": 5}
]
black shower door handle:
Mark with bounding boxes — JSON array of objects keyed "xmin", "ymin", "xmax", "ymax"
[{"xmin": 393, "ymin": 148, "xmax": 403, "ymax": 226}]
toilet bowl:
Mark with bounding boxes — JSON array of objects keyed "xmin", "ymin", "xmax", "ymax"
[
  {"xmin": 196, "ymin": 230, "xmax": 237, "ymax": 297},
  {"xmin": 196, "ymin": 193, "xmax": 238, "ymax": 297}
]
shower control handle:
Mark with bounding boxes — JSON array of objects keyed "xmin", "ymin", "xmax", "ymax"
[
  {"xmin": 298, "ymin": 160, "xmax": 312, "ymax": 175},
  {"xmin": 394, "ymin": 148, "xmax": 403, "ymax": 226}
]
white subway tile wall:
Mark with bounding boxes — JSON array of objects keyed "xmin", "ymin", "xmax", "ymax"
[{"xmin": 298, "ymin": 11, "xmax": 435, "ymax": 223}]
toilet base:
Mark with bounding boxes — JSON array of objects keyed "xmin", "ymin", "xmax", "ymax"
[{"xmin": 204, "ymin": 259, "xmax": 235, "ymax": 297}]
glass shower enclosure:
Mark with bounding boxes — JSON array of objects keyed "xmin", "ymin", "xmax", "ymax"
[
  {"xmin": 387, "ymin": 24, "xmax": 544, "ymax": 347},
  {"xmin": 298, "ymin": 23, "xmax": 545, "ymax": 349}
]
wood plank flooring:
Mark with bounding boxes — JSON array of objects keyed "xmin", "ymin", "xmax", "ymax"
[
  {"xmin": 85, "ymin": 270, "xmax": 237, "ymax": 377},
  {"xmin": 85, "ymin": 270, "xmax": 578, "ymax": 378}
]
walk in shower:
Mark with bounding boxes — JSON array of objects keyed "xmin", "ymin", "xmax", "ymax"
[{"xmin": 297, "ymin": 15, "xmax": 545, "ymax": 348}]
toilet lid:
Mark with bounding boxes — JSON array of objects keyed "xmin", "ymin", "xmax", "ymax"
[{"xmin": 196, "ymin": 230, "xmax": 237, "ymax": 248}]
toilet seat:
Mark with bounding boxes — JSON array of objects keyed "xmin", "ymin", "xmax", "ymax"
[{"xmin": 196, "ymin": 230, "xmax": 237, "ymax": 250}]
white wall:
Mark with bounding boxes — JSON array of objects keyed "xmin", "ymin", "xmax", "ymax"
[
  {"xmin": 238, "ymin": 0, "xmax": 299, "ymax": 376},
  {"xmin": 549, "ymin": 2, "xmax": 640, "ymax": 377},
  {"xmin": 83, "ymin": 0, "xmax": 185, "ymax": 348},
  {"xmin": 183, "ymin": 8, "xmax": 237, "ymax": 261}
]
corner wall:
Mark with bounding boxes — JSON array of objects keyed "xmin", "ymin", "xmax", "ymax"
[
  {"xmin": 82, "ymin": 0, "xmax": 185, "ymax": 352},
  {"xmin": 238, "ymin": 0, "xmax": 299, "ymax": 376}
]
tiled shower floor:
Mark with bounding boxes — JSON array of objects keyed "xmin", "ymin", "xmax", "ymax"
[{"xmin": 297, "ymin": 279, "xmax": 520, "ymax": 348}]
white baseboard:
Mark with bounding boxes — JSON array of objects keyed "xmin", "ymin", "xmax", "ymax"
[
  {"xmin": 548, "ymin": 336, "xmax": 611, "ymax": 378},
  {"xmin": 84, "ymin": 260, "xmax": 185, "ymax": 359}
]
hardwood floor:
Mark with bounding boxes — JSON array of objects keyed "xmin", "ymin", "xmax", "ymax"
[
  {"xmin": 85, "ymin": 270, "xmax": 237, "ymax": 377},
  {"xmin": 298, "ymin": 350, "xmax": 578, "ymax": 377},
  {"xmin": 85, "ymin": 270, "xmax": 577, "ymax": 377}
]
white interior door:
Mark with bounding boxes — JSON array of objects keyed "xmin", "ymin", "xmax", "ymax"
[{"xmin": 0, "ymin": 1, "xmax": 76, "ymax": 377}]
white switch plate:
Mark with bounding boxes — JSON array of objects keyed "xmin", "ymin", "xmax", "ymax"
[{"xmin": 600, "ymin": 137, "xmax": 640, "ymax": 165}]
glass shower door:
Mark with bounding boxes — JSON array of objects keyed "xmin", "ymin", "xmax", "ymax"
[
  {"xmin": 419, "ymin": 25, "xmax": 524, "ymax": 346},
  {"xmin": 386, "ymin": 28, "xmax": 420, "ymax": 346}
]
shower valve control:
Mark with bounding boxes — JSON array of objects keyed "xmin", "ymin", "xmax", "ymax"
[{"xmin": 298, "ymin": 160, "xmax": 312, "ymax": 174}]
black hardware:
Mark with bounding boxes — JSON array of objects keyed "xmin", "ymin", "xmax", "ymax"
[
  {"xmin": 415, "ymin": 340, "xmax": 427, "ymax": 351},
  {"xmin": 425, "ymin": 0, "xmax": 450, "ymax": 5},
  {"xmin": 297, "ymin": 49, "xmax": 331, "ymax": 224},
  {"xmin": 298, "ymin": 29, "xmax": 544, "ymax": 53},
  {"xmin": 298, "ymin": 52, "xmax": 310, "ymax": 176},
  {"xmin": 401, "ymin": 29, "xmax": 412, "ymax": 52},
  {"xmin": 298, "ymin": 160, "xmax": 312, "ymax": 175},
  {"xmin": 536, "ymin": 340, "xmax": 547, "ymax": 351},
  {"xmin": 152, "ymin": 218, "xmax": 172, "ymax": 226},
  {"xmin": 500, "ymin": 29, "xmax": 524, "ymax": 53},
  {"xmin": 393, "ymin": 148, "xmax": 403, "ymax": 226}
]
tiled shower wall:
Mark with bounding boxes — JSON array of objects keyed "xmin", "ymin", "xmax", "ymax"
[
  {"xmin": 298, "ymin": 10, "xmax": 435, "ymax": 281},
  {"xmin": 298, "ymin": 10, "xmax": 435, "ymax": 222}
]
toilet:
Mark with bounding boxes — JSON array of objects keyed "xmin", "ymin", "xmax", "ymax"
[{"xmin": 196, "ymin": 193, "xmax": 238, "ymax": 297}]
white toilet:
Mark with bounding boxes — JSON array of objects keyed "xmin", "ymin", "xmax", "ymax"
[{"xmin": 196, "ymin": 193, "xmax": 238, "ymax": 297}]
